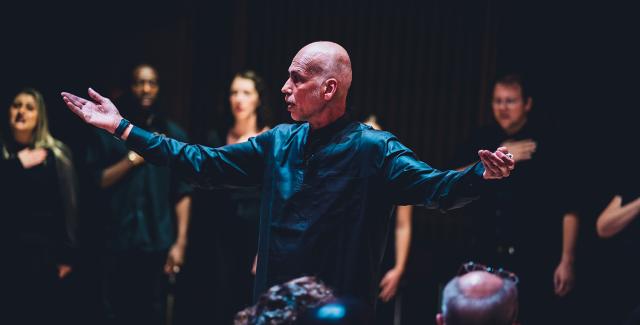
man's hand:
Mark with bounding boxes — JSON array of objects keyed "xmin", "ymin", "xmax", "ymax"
[
  {"xmin": 554, "ymin": 260, "xmax": 575, "ymax": 297},
  {"xmin": 379, "ymin": 267, "xmax": 404, "ymax": 302},
  {"xmin": 61, "ymin": 88, "xmax": 123, "ymax": 134},
  {"xmin": 478, "ymin": 146, "xmax": 515, "ymax": 179},
  {"xmin": 164, "ymin": 242, "xmax": 186, "ymax": 275},
  {"xmin": 501, "ymin": 139, "xmax": 537, "ymax": 162},
  {"xmin": 17, "ymin": 148, "xmax": 47, "ymax": 169}
]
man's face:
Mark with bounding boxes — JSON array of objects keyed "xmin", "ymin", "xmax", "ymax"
[
  {"xmin": 492, "ymin": 83, "xmax": 531, "ymax": 134},
  {"xmin": 281, "ymin": 54, "xmax": 326, "ymax": 122},
  {"xmin": 131, "ymin": 66, "xmax": 159, "ymax": 109}
]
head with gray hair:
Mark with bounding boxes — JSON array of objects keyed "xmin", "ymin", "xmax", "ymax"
[{"xmin": 437, "ymin": 271, "xmax": 518, "ymax": 325}]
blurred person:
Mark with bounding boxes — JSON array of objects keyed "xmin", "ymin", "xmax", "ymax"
[
  {"xmin": 453, "ymin": 74, "xmax": 578, "ymax": 324},
  {"xmin": 62, "ymin": 41, "xmax": 515, "ymax": 309},
  {"xmin": 596, "ymin": 176, "xmax": 639, "ymax": 324},
  {"xmin": 436, "ymin": 262, "xmax": 519, "ymax": 325},
  {"xmin": 1, "ymin": 88, "xmax": 77, "ymax": 323},
  {"xmin": 82, "ymin": 64, "xmax": 192, "ymax": 324},
  {"xmin": 234, "ymin": 276, "xmax": 336, "ymax": 325},
  {"xmin": 177, "ymin": 70, "xmax": 271, "ymax": 324}
]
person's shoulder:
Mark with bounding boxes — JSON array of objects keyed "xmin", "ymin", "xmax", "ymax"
[{"xmin": 357, "ymin": 122, "xmax": 397, "ymax": 144}]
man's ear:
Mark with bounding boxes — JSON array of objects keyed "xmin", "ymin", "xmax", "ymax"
[
  {"xmin": 436, "ymin": 313, "xmax": 445, "ymax": 325},
  {"xmin": 323, "ymin": 78, "xmax": 338, "ymax": 100},
  {"xmin": 524, "ymin": 96, "xmax": 533, "ymax": 113}
]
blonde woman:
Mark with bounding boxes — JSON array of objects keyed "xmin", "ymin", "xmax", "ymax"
[{"xmin": 2, "ymin": 88, "xmax": 77, "ymax": 322}]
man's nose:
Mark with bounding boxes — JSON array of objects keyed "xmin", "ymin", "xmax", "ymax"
[
  {"xmin": 143, "ymin": 83, "xmax": 152, "ymax": 93},
  {"xmin": 281, "ymin": 79, "xmax": 292, "ymax": 94}
]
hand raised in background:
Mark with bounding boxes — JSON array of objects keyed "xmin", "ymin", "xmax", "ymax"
[
  {"xmin": 501, "ymin": 139, "xmax": 537, "ymax": 162},
  {"xmin": 17, "ymin": 147, "xmax": 47, "ymax": 169}
]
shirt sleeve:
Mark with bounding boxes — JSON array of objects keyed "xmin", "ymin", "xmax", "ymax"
[
  {"xmin": 382, "ymin": 136, "xmax": 486, "ymax": 211},
  {"xmin": 126, "ymin": 125, "xmax": 268, "ymax": 189}
]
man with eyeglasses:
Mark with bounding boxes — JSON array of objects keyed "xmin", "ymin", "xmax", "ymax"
[
  {"xmin": 436, "ymin": 262, "xmax": 519, "ymax": 325},
  {"xmin": 453, "ymin": 74, "xmax": 579, "ymax": 324}
]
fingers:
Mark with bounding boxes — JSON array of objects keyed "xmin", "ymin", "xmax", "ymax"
[
  {"xmin": 495, "ymin": 150, "xmax": 515, "ymax": 170},
  {"xmin": 479, "ymin": 150, "xmax": 504, "ymax": 177},
  {"xmin": 555, "ymin": 281, "xmax": 567, "ymax": 296},
  {"xmin": 496, "ymin": 146, "xmax": 509, "ymax": 154},
  {"xmin": 164, "ymin": 261, "xmax": 173, "ymax": 274},
  {"xmin": 479, "ymin": 149, "xmax": 513, "ymax": 178},
  {"xmin": 61, "ymin": 92, "xmax": 88, "ymax": 106},
  {"xmin": 88, "ymin": 87, "xmax": 106, "ymax": 104},
  {"xmin": 61, "ymin": 92, "xmax": 89, "ymax": 118},
  {"xmin": 379, "ymin": 285, "xmax": 395, "ymax": 302}
]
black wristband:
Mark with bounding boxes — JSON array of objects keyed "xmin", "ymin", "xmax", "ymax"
[{"xmin": 113, "ymin": 118, "xmax": 131, "ymax": 139}]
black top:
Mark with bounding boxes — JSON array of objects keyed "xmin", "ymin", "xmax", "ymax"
[
  {"xmin": 453, "ymin": 121, "xmax": 569, "ymax": 254},
  {"xmin": 1, "ymin": 145, "xmax": 72, "ymax": 266},
  {"xmin": 85, "ymin": 110, "xmax": 192, "ymax": 252},
  {"xmin": 126, "ymin": 113, "xmax": 487, "ymax": 306}
]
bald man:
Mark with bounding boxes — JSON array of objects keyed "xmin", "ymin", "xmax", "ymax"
[
  {"xmin": 61, "ymin": 41, "xmax": 514, "ymax": 306},
  {"xmin": 437, "ymin": 271, "xmax": 518, "ymax": 325}
]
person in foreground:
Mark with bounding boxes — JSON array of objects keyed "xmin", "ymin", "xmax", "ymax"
[
  {"xmin": 61, "ymin": 41, "xmax": 514, "ymax": 307},
  {"xmin": 234, "ymin": 276, "xmax": 335, "ymax": 325},
  {"xmin": 437, "ymin": 262, "xmax": 519, "ymax": 325}
]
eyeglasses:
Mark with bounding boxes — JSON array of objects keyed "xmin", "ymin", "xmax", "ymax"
[
  {"xmin": 492, "ymin": 98, "xmax": 523, "ymax": 106},
  {"xmin": 458, "ymin": 261, "xmax": 519, "ymax": 284}
]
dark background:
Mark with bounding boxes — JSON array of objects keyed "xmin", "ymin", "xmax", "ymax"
[{"xmin": 2, "ymin": 0, "xmax": 637, "ymax": 323}]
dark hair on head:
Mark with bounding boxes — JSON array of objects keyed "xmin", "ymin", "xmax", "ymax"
[
  {"xmin": 234, "ymin": 276, "xmax": 335, "ymax": 325},
  {"xmin": 233, "ymin": 70, "xmax": 272, "ymax": 130},
  {"xmin": 494, "ymin": 74, "xmax": 529, "ymax": 100},
  {"xmin": 131, "ymin": 63, "xmax": 160, "ymax": 84},
  {"xmin": 441, "ymin": 273, "xmax": 518, "ymax": 325}
]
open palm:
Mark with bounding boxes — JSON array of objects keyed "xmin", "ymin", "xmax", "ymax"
[{"xmin": 61, "ymin": 88, "xmax": 122, "ymax": 134}]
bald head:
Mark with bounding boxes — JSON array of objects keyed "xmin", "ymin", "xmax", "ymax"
[
  {"xmin": 458, "ymin": 271, "xmax": 504, "ymax": 298},
  {"xmin": 293, "ymin": 41, "xmax": 352, "ymax": 100},
  {"xmin": 439, "ymin": 271, "xmax": 518, "ymax": 325},
  {"xmin": 282, "ymin": 41, "xmax": 353, "ymax": 128}
]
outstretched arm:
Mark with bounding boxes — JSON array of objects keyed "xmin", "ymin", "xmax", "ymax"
[
  {"xmin": 62, "ymin": 89, "xmax": 266, "ymax": 188},
  {"xmin": 383, "ymin": 135, "xmax": 514, "ymax": 209}
]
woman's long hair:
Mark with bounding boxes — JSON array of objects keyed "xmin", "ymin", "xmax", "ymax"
[{"xmin": 1, "ymin": 88, "xmax": 78, "ymax": 243}]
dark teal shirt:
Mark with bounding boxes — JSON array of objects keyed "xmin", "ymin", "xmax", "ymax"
[{"xmin": 126, "ymin": 115, "xmax": 486, "ymax": 305}]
